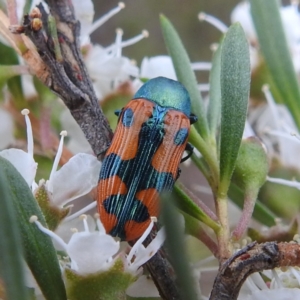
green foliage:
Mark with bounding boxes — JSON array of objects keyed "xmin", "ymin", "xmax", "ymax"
[
  {"xmin": 0, "ymin": 163, "xmax": 29, "ymax": 300},
  {"xmin": 0, "ymin": 157, "xmax": 67, "ymax": 300},
  {"xmin": 160, "ymin": 195, "xmax": 200, "ymax": 300},
  {"xmin": 160, "ymin": 14, "xmax": 209, "ymax": 139},
  {"xmin": 207, "ymin": 41, "xmax": 222, "ymax": 138},
  {"xmin": 0, "ymin": 42, "xmax": 24, "ymax": 103},
  {"xmin": 250, "ymin": 0, "xmax": 300, "ymax": 129},
  {"xmin": 219, "ymin": 23, "xmax": 250, "ymax": 197}
]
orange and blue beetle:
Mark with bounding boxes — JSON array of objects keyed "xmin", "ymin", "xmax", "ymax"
[{"xmin": 97, "ymin": 76, "xmax": 197, "ymax": 241}]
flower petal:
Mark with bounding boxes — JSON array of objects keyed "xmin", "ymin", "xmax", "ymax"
[
  {"xmin": 140, "ymin": 56, "xmax": 177, "ymax": 80},
  {"xmin": 243, "ymin": 287, "xmax": 300, "ymax": 300},
  {"xmin": 72, "ymin": 0, "xmax": 94, "ymax": 44},
  {"xmin": 54, "ymin": 215, "xmax": 96, "ymax": 248},
  {"xmin": 67, "ymin": 231, "xmax": 119, "ymax": 274},
  {"xmin": 50, "ymin": 153, "xmax": 101, "ymax": 206},
  {"xmin": 0, "ymin": 149, "xmax": 37, "ymax": 186}
]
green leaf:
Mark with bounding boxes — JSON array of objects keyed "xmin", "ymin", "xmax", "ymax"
[
  {"xmin": 23, "ymin": 0, "xmax": 33, "ymax": 15},
  {"xmin": 207, "ymin": 41, "xmax": 222, "ymax": 137},
  {"xmin": 0, "ymin": 42, "xmax": 25, "ymax": 103},
  {"xmin": 219, "ymin": 23, "xmax": 250, "ymax": 196},
  {"xmin": 0, "ymin": 65, "xmax": 27, "ymax": 90},
  {"xmin": 173, "ymin": 185, "xmax": 220, "ymax": 233},
  {"xmin": 0, "ymin": 167, "xmax": 29, "ymax": 300},
  {"xmin": 228, "ymin": 183, "xmax": 276, "ymax": 227},
  {"xmin": 160, "ymin": 14, "xmax": 209, "ymax": 139},
  {"xmin": 160, "ymin": 194, "xmax": 200, "ymax": 300},
  {"xmin": 0, "ymin": 157, "xmax": 67, "ymax": 300},
  {"xmin": 250, "ymin": 0, "xmax": 300, "ymax": 129}
]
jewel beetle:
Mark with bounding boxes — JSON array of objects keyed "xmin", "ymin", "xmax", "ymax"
[{"xmin": 97, "ymin": 76, "xmax": 197, "ymax": 241}]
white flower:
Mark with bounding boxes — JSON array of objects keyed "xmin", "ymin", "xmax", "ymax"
[
  {"xmin": 31, "ymin": 214, "xmax": 166, "ymax": 275},
  {"xmin": 230, "ymin": 2, "xmax": 256, "ymax": 42},
  {"xmin": 0, "ymin": 109, "xmax": 37, "ymax": 187},
  {"xmin": 73, "ymin": 1, "xmax": 125, "ymax": 46},
  {"xmin": 239, "ymin": 267, "xmax": 300, "ymax": 300},
  {"xmin": 140, "ymin": 56, "xmax": 177, "ymax": 80},
  {"xmin": 248, "ymin": 85, "xmax": 300, "ymax": 170},
  {"xmin": 0, "ymin": 109, "xmax": 101, "ymax": 220},
  {"xmin": 86, "ymin": 42, "xmax": 139, "ymax": 99},
  {"xmin": 72, "ymin": 1, "xmax": 148, "ymax": 99},
  {"xmin": 231, "ymin": 1, "xmax": 300, "ymax": 73}
]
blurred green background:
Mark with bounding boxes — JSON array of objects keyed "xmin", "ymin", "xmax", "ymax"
[{"xmin": 92, "ymin": 1, "xmax": 240, "ymax": 66}]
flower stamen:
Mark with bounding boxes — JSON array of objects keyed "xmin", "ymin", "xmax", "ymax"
[
  {"xmin": 79, "ymin": 214, "xmax": 89, "ymax": 232},
  {"xmin": 21, "ymin": 109, "xmax": 34, "ymax": 156},
  {"xmin": 94, "ymin": 213, "xmax": 106, "ymax": 235},
  {"xmin": 198, "ymin": 12, "xmax": 228, "ymax": 33},
  {"xmin": 267, "ymin": 176, "xmax": 300, "ymax": 189},
  {"xmin": 105, "ymin": 30, "xmax": 149, "ymax": 55},
  {"xmin": 64, "ymin": 201, "xmax": 97, "ymax": 222},
  {"xmin": 120, "ymin": 30, "xmax": 149, "ymax": 48},
  {"xmin": 114, "ymin": 28, "xmax": 123, "ymax": 57},
  {"xmin": 30, "ymin": 215, "xmax": 68, "ymax": 250},
  {"xmin": 49, "ymin": 130, "xmax": 67, "ymax": 184},
  {"xmin": 262, "ymin": 84, "xmax": 281, "ymax": 131},
  {"xmin": 86, "ymin": 2, "xmax": 125, "ymax": 36}
]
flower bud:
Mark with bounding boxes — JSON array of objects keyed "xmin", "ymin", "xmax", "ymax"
[
  {"xmin": 232, "ymin": 137, "xmax": 269, "ymax": 240},
  {"xmin": 233, "ymin": 136, "xmax": 269, "ymax": 190}
]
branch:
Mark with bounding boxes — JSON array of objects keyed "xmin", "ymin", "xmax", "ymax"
[
  {"xmin": 20, "ymin": 1, "xmax": 112, "ymax": 156},
  {"xmin": 210, "ymin": 241, "xmax": 300, "ymax": 300}
]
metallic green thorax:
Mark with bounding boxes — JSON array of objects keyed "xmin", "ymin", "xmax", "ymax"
[{"xmin": 133, "ymin": 77, "xmax": 191, "ymax": 117}]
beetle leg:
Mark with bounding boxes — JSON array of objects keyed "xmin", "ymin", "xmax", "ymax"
[
  {"xmin": 189, "ymin": 113, "xmax": 198, "ymax": 124},
  {"xmin": 181, "ymin": 143, "xmax": 194, "ymax": 163},
  {"xmin": 176, "ymin": 168, "xmax": 182, "ymax": 180},
  {"xmin": 114, "ymin": 109, "xmax": 123, "ymax": 117}
]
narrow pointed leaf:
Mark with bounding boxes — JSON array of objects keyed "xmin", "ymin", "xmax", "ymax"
[
  {"xmin": 250, "ymin": 0, "xmax": 300, "ymax": 129},
  {"xmin": 174, "ymin": 185, "xmax": 220, "ymax": 233},
  {"xmin": 23, "ymin": 0, "xmax": 33, "ymax": 15},
  {"xmin": 0, "ymin": 65, "xmax": 27, "ymax": 90},
  {"xmin": 160, "ymin": 194, "xmax": 200, "ymax": 300},
  {"xmin": 0, "ymin": 168, "xmax": 29, "ymax": 300},
  {"xmin": 207, "ymin": 41, "xmax": 222, "ymax": 137},
  {"xmin": 160, "ymin": 14, "xmax": 209, "ymax": 139},
  {"xmin": 0, "ymin": 157, "xmax": 67, "ymax": 300},
  {"xmin": 0, "ymin": 42, "xmax": 25, "ymax": 103},
  {"xmin": 219, "ymin": 23, "xmax": 250, "ymax": 196}
]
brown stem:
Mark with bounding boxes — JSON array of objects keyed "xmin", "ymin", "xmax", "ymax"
[
  {"xmin": 210, "ymin": 241, "xmax": 300, "ymax": 300},
  {"xmin": 20, "ymin": 1, "xmax": 112, "ymax": 156}
]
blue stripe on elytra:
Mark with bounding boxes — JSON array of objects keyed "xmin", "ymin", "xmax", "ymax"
[
  {"xmin": 99, "ymin": 153, "xmax": 123, "ymax": 180},
  {"xmin": 104, "ymin": 195, "xmax": 150, "ymax": 240},
  {"xmin": 174, "ymin": 128, "xmax": 188, "ymax": 145},
  {"xmin": 122, "ymin": 108, "xmax": 134, "ymax": 127}
]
